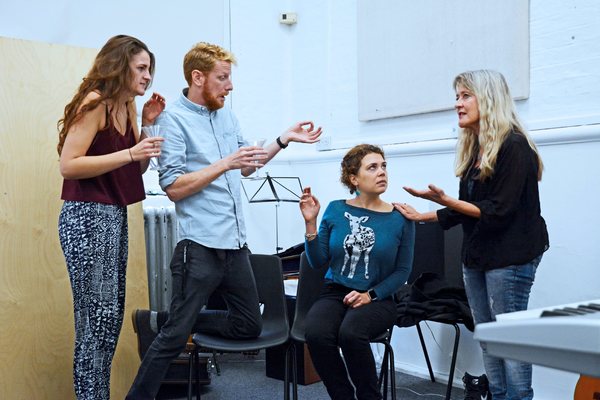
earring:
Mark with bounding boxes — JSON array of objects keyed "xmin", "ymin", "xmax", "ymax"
[{"xmin": 355, "ymin": 186, "xmax": 361, "ymax": 196}]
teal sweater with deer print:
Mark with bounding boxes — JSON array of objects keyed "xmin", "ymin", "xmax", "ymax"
[{"xmin": 305, "ymin": 200, "xmax": 415, "ymax": 300}]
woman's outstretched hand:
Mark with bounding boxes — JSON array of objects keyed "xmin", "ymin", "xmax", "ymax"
[
  {"xmin": 299, "ymin": 186, "xmax": 320, "ymax": 223},
  {"xmin": 403, "ymin": 184, "xmax": 447, "ymax": 206}
]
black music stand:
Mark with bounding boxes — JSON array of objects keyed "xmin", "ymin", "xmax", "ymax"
[{"xmin": 242, "ymin": 173, "xmax": 303, "ymax": 253}]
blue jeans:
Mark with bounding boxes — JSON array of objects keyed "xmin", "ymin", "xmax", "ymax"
[
  {"xmin": 463, "ymin": 255, "xmax": 542, "ymax": 400},
  {"xmin": 127, "ymin": 241, "xmax": 262, "ymax": 399}
]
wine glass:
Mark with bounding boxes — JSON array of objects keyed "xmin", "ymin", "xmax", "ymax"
[
  {"xmin": 142, "ymin": 125, "xmax": 162, "ymax": 170},
  {"xmin": 251, "ymin": 138, "xmax": 266, "ymax": 177}
]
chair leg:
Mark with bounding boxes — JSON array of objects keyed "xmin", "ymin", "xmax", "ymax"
[
  {"xmin": 380, "ymin": 345, "xmax": 389, "ymax": 399},
  {"xmin": 284, "ymin": 342, "xmax": 298, "ymax": 400},
  {"xmin": 444, "ymin": 323, "xmax": 461, "ymax": 400},
  {"xmin": 416, "ymin": 322, "xmax": 435, "ymax": 382},
  {"xmin": 195, "ymin": 347, "xmax": 202, "ymax": 399},
  {"xmin": 284, "ymin": 343, "xmax": 291, "ymax": 400},
  {"xmin": 212, "ymin": 349, "xmax": 221, "ymax": 376},
  {"xmin": 386, "ymin": 342, "xmax": 396, "ymax": 400},
  {"xmin": 187, "ymin": 349, "xmax": 194, "ymax": 400},
  {"xmin": 292, "ymin": 344, "xmax": 298, "ymax": 400},
  {"xmin": 377, "ymin": 329, "xmax": 396, "ymax": 400},
  {"xmin": 377, "ymin": 341, "xmax": 397, "ymax": 400},
  {"xmin": 377, "ymin": 349, "xmax": 386, "ymax": 390}
]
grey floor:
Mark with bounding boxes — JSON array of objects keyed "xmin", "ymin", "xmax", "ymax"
[{"xmin": 156, "ymin": 352, "xmax": 465, "ymax": 400}]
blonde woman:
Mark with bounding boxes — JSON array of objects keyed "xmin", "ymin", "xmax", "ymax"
[{"xmin": 395, "ymin": 70, "xmax": 548, "ymax": 400}]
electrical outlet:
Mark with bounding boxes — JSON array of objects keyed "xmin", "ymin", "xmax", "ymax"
[{"xmin": 316, "ymin": 136, "xmax": 332, "ymax": 151}]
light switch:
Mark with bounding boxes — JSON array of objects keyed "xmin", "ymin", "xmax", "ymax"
[{"xmin": 280, "ymin": 12, "xmax": 297, "ymax": 25}]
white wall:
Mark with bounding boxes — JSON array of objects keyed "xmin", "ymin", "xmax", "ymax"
[
  {"xmin": 233, "ymin": 1, "xmax": 600, "ymax": 398},
  {"xmin": 2, "ymin": 1, "xmax": 599, "ymax": 398},
  {"xmin": 0, "ymin": 0, "xmax": 227, "ymax": 110},
  {"xmin": 357, "ymin": 0, "xmax": 530, "ymax": 120}
]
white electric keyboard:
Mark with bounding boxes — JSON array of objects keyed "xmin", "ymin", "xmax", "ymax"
[{"xmin": 474, "ymin": 299, "xmax": 600, "ymax": 378}]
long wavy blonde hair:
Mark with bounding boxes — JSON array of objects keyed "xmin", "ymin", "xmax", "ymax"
[
  {"xmin": 57, "ymin": 35, "xmax": 155, "ymax": 155},
  {"xmin": 453, "ymin": 70, "xmax": 543, "ymax": 181}
]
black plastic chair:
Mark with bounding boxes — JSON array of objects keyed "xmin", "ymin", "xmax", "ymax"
[
  {"xmin": 395, "ymin": 223, "xmax": 468, "ymax": 400},
  {"xmin": 186, "ymin": 254, "xmax": 290, "ymax": 399},
  {"xmin": 413, "ymin": 313, "xmax": 464, "ymax": 400},
  {"xmin": 284, "ymin": 252, "xmax": 396, "ymax": 400}
]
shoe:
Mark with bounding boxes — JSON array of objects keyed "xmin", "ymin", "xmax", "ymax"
[
  {"xmin": 463, "ymin": 372, "xmax": 491, "ymax": 400},
  {"xmin": 131, "ymin": 309, "xmax": 163, "ymax": 359}
]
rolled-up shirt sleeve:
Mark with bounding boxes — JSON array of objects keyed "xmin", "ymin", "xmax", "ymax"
[{"xmin": 158, "ymin": 113, "xmax": 187, "ymax": 191}]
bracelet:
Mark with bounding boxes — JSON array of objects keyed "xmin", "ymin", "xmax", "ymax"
[
  {"xmin": 128, "ymin": 148, "xmax": 134, "ymax": 162},
  {"xmin": 276, "ymin": 136, "xmax": 288, "ymax": 149},
  {"xmin": 305, "ymin": 232, "xmax": 317, "ymax": 240}
]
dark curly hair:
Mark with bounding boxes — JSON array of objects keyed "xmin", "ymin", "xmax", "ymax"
[{"xmin": 340, "ymin": 144, "xmax": 385, "ymax": 194}]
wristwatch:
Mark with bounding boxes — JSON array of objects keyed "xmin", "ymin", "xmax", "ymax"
[
  {"xmin": 276, "ymin": 136, "xmax": 288, "ymax": 149},
  {"xmin": 367, "ymin": 289, "xmax": 378, "ymax": 301}
]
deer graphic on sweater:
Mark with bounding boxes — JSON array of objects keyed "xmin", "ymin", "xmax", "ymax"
[{"xmin": 342, "ymin": 212, "xmax": 375, "ymax": 279}]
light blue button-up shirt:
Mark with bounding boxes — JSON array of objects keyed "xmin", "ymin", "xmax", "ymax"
[{"xmin": 157, "ymin": 89, "xmax": 248, "ymax": 249}]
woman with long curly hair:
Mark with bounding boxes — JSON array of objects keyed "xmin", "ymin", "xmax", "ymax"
[
  {"xmin": 57, "ymin": 34, "xmax": 165, "ymax": 399},
  {"xmin": 395, "ymin": 70, "xmax": 548, "ymax": 400}
]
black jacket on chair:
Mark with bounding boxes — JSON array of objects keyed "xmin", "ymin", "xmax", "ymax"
[{"xmin": 395, "ymin": 272, "xmax": 474, "ymax": 332}]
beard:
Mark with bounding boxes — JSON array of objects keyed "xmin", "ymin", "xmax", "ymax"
[{"xmin": 202, "ymin": 85, "xmax": 225, "ymax": 111}]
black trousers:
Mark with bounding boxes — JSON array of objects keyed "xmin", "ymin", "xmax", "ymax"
[
  {"xmin": 127, "ymin": 241, "xmax": 262, "ymax": 399},
  {"xmin": 304, "ymin": 283, "xmax": 397, "ymax": 400}
]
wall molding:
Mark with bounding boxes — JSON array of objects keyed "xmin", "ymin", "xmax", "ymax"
[{"xmin": 274, "ymin": 123, "xmax": 600, "ymax": 165}]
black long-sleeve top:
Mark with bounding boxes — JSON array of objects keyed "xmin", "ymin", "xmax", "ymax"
[{"xmin": 437, "ymin": 132, "xmax": 549, "ymax": 270}]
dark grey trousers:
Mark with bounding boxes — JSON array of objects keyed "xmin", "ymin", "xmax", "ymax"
[{"xmin": 127, "ymin": 240, "xmax": 262, "ymax": 399}]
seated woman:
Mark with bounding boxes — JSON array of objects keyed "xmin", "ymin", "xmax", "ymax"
[{"xmin": 299, "ymin": 144, "xmax": 415, "ymax": 400}]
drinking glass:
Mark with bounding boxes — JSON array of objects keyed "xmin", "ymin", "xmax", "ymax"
[
  {"xmin": 142, "ymin": 125, "xmax": 162, "ymax": 170},
  {"xmin": 251, "ymin": 138, "xmax": 266, "ymax": 177}
]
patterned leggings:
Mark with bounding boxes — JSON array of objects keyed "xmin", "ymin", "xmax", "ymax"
[{"xmin": 59, "ymin": 201, "xmax": 128, "ymax": 400}]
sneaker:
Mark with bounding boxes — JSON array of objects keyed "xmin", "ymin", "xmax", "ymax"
[
  {"xmin": 463, "ymin": 372, "xmax": 491, "ymax": 400},
  {"xmin": 131, "ymin": 309, "xmax": 165, "ymax": 359}
]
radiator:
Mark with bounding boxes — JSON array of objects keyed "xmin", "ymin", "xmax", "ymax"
[{"xmin": 143, "ymin": 206, "xmax": 178, "ymax": 311}]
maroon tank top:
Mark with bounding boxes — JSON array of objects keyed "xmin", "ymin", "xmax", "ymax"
[{"xmin": 61, "ymin": 108, "xmax": 145, "ymax": 206}]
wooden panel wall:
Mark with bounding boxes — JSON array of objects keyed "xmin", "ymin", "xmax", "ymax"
[{"xmin": 0, "ymin": 37, "xmax": 149, "ymax": 399}]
